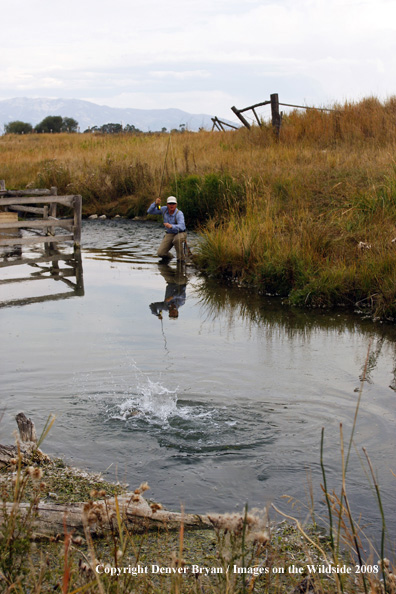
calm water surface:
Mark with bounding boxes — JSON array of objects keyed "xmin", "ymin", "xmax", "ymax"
[{"xmin": 1, "ymin": 219, "xmax": 395, "ymax": 550}]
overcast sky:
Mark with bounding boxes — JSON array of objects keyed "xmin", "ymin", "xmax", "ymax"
[{"xmin": 2, "ymin": 0, "xmax": 396, "ymax": 122}]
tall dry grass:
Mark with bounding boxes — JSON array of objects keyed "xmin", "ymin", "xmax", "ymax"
[{"xmin": 2, "ymin": 97, "xmax": 396, "ymax": 316}]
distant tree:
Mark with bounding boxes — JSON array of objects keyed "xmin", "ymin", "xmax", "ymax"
[
  {"xmin": 4, "ymin": 120, "xmax": 33, "ymax": 134},
  {"xmin": 170, "ymin": 124, "xmax": 186, "ymax": 134},
  {"xmin": 124, "ymin": 123, "xmax": 142, "ymax": 134},
  {"xmin": 35, "ymin": 116, "xmax": 63, "ymax": 133},
  {"xmin": 83, "ymin": 123, "xmax": 140, "ymax": 134},
  {"xmin": 34, "ymin": 115, "xmax": 79, "ymax": 133},
  {"xmin": 61, "ymin": 117, "xmax": 78, "ymax": 132},
  {"xmin": 101, "ymin": 123, "xmax": 123, "ymax": 134}
]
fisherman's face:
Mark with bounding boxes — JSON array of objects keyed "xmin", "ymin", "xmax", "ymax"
[{"xmin": 167, "ymin": 203, "xmax": 177, "ymax": 214}]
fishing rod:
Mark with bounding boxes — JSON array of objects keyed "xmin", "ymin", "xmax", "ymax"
[{"xmin": 157, "ymin": 133, "xmax": 172, "ymax": 210}]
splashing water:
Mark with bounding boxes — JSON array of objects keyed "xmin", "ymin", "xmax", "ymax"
[{"xmin": 117, "ymin": 378, "xmax": 179, "ymax": 425}]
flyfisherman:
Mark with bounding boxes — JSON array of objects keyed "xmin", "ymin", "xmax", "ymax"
[{"xmin": 147, "ymin": 196, "xmax": 187, "ymax": 261}]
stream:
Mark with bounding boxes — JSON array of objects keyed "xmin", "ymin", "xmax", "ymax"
[{"xmin": 1, "ymin": 218, "xmax": 395, "ymax": 552}]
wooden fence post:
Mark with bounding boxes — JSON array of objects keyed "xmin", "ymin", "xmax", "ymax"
[
  {"xmin": 73, "ymin": 195, "xmax": 82, "ymax": 247},
  {"xmin": 0, "ymin": 180, "xmax": 5, "ymax": 192},
  {"xmin": 231, "ymin": 106, "xmax": 251, "ymax": 129},
  {"xmin": 270, "ymin": 93, "xmax": 282, "ymax": 137}
]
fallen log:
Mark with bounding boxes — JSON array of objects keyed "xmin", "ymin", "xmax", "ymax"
[
  {"xmin": 0, "ymin": 493, "xmax": 212, "ymax": 538},
  {"xmin": 0, "ymin": 413, "xmax": 213, "ymax": 538}
]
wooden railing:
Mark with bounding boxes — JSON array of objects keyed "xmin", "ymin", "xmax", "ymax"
[
  {"xmin": 0, "ymin": 181, "xmax": 82, "ymax": 248},
  {"xmin": 0, "ymin": 246, "xmax": 84, "ymax": 307}
]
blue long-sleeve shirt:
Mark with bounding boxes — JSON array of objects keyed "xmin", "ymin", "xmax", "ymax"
[{"xmin": 147, "ymin": 203, "xmax": 186, "ymax": 234}]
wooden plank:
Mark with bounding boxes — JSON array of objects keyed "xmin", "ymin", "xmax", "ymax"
[
  {"xmin": 0, "ymin": 212, "xmax": 18, "ymax": 222},
  {"xmin": 7, "ymin": 205, "xmax": 46, "ymax": 215},
  {"xmin": 0, "ymin": 196, "xmax": 76, "ymax": 207},
  {"xmin": 0, "ymin": 219, "xmax": 73, "ymax": 230},
  {"xmin": 2, "ymin": 189, "xmax": 52, "ymax": 197},
  {"xmin": 238, "ymin": 100, "xmax": 271, "ymax": 113},
  {"xmin": 0, "ymin": 234, "xmax": 74, "ymax": 247}
]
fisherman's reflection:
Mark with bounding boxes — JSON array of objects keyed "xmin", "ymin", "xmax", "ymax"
[{"xmin": 150, "ymin": 263, "xmax": 187, "ymax": 320}]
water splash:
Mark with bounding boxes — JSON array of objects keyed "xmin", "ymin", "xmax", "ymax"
[{"xmin": 118, "ymin": 378, "xmax": 178, "ymax": 424}]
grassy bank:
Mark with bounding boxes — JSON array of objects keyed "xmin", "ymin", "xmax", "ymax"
[
  {"xmin": 2, "ymin": 97, "xmax": 396, "ymax": 318},
  {"xmin": 1, "ymin": 446, "xmax": 394, "ymax": 594}
]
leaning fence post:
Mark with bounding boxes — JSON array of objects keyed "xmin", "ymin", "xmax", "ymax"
[
  {"xmin": 0, "ymin": 180, "xmax": 5, "ymax": 192},
  {"xmin": 231, "ymin": 106, "xmax": 251, "ymax": 129}
]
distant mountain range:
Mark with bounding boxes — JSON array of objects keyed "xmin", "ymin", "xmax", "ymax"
[{"xmin": 0, "ymin": 97, "xmax": 237, "ymax": 133}]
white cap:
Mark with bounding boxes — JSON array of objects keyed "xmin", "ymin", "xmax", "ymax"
[{"xmin": 167, "ymin": 196, "xmax": 177, "ymax": 204}]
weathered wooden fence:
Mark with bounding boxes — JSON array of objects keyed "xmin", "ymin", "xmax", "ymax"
[
  {"xmin": 214, "ymin": 93, "xmax": 335, "ymax": 136},
  {"xmin": 211, "ymin": 116, "xmax": 239, "ymax": 132},
  {"xmin": 0, "ymin": 181, "xmax": 82, "ymax": 248},
  {"xmin": 0, "ymin": 247, "xmax": 84, "ymax": 307}
]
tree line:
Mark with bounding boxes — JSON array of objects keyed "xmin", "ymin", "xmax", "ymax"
[
  {"xmin": 4, "ymin": 117, "xmax": 187, "ymax": 135},
  {"xmin": 4, "ymin": 116, "xmax": 79, "ymax": 134}
]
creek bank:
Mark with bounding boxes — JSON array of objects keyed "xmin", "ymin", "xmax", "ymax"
[
  {"xmin": 1, "ymin": 415, "xmax": 375, "ymax": 594},
  {"xmin": 0, "ymin": 414, "xmax": 212, "ymax": 538}
]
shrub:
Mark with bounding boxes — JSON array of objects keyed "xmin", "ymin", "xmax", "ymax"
[{"xmin": 173, "ymin": 173, "xmax": 245, "ymax": 227}]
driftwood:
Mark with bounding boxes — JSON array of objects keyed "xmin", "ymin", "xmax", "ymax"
[
  {"xmin": 0, "ymin": 494, "xmax": 212, "ymax": 538},
  {"xmin": 0, "ymin": 414, "xmax": 213, "ymax": 538},
  {"xmin": 0, "ymin": 412, "xmax": 49, "ymax": 468},
  {"xmin": 15, "ymin": 412, "xmax": 37, "ymax": 443}
]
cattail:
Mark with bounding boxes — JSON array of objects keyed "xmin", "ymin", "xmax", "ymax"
[
  {"xmin": 150, "ymin": 502, "xmax": 163, "ymax": 513},
  {"xmin": 32, "ymin": 467, "xmax": 43, "ymax": 480}
]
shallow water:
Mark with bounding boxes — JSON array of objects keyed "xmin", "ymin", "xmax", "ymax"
[{"xmin": 1, "ymin": 219, "xmax": 395, "ymax": 551}]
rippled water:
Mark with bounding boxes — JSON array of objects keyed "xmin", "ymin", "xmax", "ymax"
[{"xmin": 1, "ymin": 219, "xmax": 395, "ymax": 550}]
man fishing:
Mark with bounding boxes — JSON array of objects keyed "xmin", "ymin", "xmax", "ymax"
[{"xmin": 147, "ymin": 196, "xmax": 187, "ymax": 261}]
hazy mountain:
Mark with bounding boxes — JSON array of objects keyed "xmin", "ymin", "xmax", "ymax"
[{"xmin": 0, "ymin": 97, "xmax": 236, "ymax": 133}]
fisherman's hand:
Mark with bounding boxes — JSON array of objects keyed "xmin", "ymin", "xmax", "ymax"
[
  {"xmin": 164, "ymin": 223, "xmax": 172, "ymax": 229},
  {"xmin": 155, "ymin": 197, "xmax": 161, "ymax": 205}
]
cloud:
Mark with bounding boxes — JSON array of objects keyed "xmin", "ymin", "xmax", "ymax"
[
  {"xmin": 150, "ymin": 70, "xmax": 210, "ymax": 80},
  {"xmin": 2, "ymin": 0, "xmax": 396, "ymax": 114}
]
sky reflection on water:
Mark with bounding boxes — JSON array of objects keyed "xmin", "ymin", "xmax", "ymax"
[{"xmin": 1, "ymin": 219, "xmax": 395, "ymax": 553}]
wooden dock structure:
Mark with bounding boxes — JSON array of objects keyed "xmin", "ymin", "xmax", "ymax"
[{"xmin": 0, "ymin": 180, "xmax": 82, "ymax": 248}]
